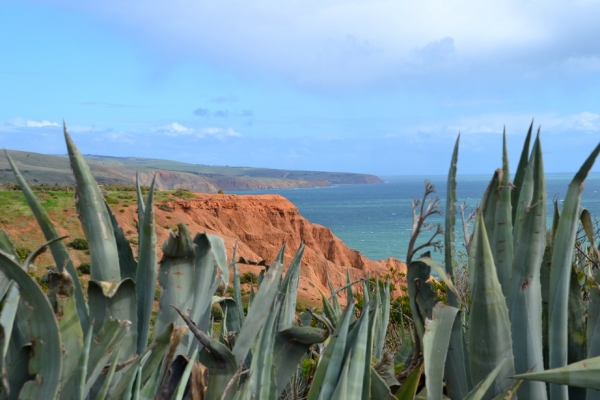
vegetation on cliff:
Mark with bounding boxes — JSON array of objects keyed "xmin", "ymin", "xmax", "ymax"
[{"xmin": 0, "ymin": 123, "xmax": 599, "ymax": 399}]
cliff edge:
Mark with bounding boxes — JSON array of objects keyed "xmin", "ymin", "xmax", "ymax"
[{"xmin": 114, "ymin": 193, "xmax": 407, "ymax": 304}]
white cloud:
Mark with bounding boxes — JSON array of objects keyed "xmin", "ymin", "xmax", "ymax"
[
  {"xmin": 155, "ymin": 122, "xmax": 194, "ymax": 136},
  {"xmin": 152, "ymin": 123, "xmax": 242, "ymax": 139},
  {"xmin": 25, "ymin": 120, "xmax": 60, "ymax": 128},
  {"xmin": 199, "ymin": 127, "xmax": 243, "ymax": 138},
  {"xmin": 52, "ymin": 0, "xmax": 600, "ymax": 89}
]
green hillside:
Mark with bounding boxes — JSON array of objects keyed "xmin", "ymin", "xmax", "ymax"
[{"xmin": 0, "ymin": 150, "xmax": 382, "ymax": 192}]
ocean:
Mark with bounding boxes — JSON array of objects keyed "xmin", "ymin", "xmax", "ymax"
[{"xmin": 231, "ymin": 172, "xmax": 600, "ymax": 264}]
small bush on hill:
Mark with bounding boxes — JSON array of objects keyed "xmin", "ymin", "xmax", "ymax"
[
  {"xmin": 69, "ymin": 238, "xmax": 89, "ymax": 250},
  {"xmin": 240, "ymin": 271, "xmax": 258, "ymax": 285},
  {"xmin": 15, "ymin": 246, "xmax": 31, "ymax": 263},
  {"xmin": 79, "ymin": 262, "xmax": 90, "ymax": 274}
]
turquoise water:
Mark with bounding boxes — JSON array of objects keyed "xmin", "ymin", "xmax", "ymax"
[{"xmin": 232, "ymin": 173, "xmax": 600, "ymax": 263}]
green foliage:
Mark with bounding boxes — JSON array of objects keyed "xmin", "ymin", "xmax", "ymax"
[
  {"xmin": 172, "ymin": 188, "xmax": 193, "ymax": 199},
  {"xmin": 79, "ymin": 262, "xmax": 90, "ymax": 274},
  {"xmin": 104, "ymin": 196, "xmax": 119, "ymax": 204},
  {"xmin": 68, "ymin": 237, "xmax": 89, "ymax": 250},
  {"xmin": 240, "ymin": 271, "xmax": 258, "ymax": 284},
  {"xmin": 218, "ymin": 189, "xmax": 225, "ymax": 194},
  {"xmin": 15, "ymin": 245, "xmax": 30, "ymax": 262},
  {"xmin": 157, "ymin": 202, "xmax": 174, "ymax": 212}
]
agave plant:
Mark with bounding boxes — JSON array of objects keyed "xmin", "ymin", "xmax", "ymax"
[
  {"xmin": 0, "ymin": 125, "xmax": 402, "ymax": 399},
  {"xmin": 398, "ymin": 125, "xmax": 600, "ymax": 400}
]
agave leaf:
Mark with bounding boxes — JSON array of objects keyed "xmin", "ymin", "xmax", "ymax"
[
  {"xmin": 94, "ymin": 344, "xmax": 122, "ymax": 400},
  {"xmin": 135, "ymin": 175, "xmax": 157, "ymax": 354},
  {"xmin": 344, "ymin": 303, "xmax": 370, "ymax": 400},
  {"xmin": 480, "ymin": 169, "xmax": 501, "ymax": 263},
  {"xmin": 107, "ymin": 349, "xmax": 152, "ymax": 400},
  {"xmin": 395, "ymin": 361, "xmax": 423, "ymax": 400},
  {"xmin": 49, "ymin": 271, "xmax": 85, "ymax": 398},
  {"xmin": 346, "ymin": 269, "xmax": 354, "ymax": 305},
  {"xmin": 88, "ymin": 279, "xmax": 137, "ymax": 362},
  {"xmin": 214, "ymin": 297, "xmax": 243, "ymax": 334},
  {"xmin": 505, "ymin": 134, "xmax": 547, "ymax": 399},
  {"xmin": 407, "ymin": 256, "xmax": 441, "ymax": 343},
  {"xmin": 84, "ymin": 318, "xmax": 129, "ymax": 396},
  {"xmin": 0, "ymin": 230, "xmax": 17, "ymax": 301},
  {"xmin": 135, "ymin": 173, "xmax": 145, "ymax": 227},
  {"xmin": 511, "ymin": 121, "xmax": 533, "ymax": 224},
  {"xmin": 423, "ymin": 303, "xmax": 459, "ymax": 400},
  {"xmin": 444, "ymin": 133, "xmax": 460, "ymax": 281},
  {"xmin": 233, "ymin": 250, "xmax": 285, "ymax": 365},
  {"xmin": 156, "ymin": 223, "xmax": 195, "ymax": 341},
  {"xmin": 207, "ymin": 233, "xmax": 229, "ymax": 288},
  {"xmin": 490, "ymin": 380, "xmax": 522, "ymax": 400},
  {"xmin": 188, "ymin": 232, "xmax": 224, "ymax": 348},
  {"xmin": 278, "ymin": 242, "xmax": 305, "ymax": 331},
  {"xmin": 274, "ymin": 326, "xmax": 327, "ymax": 396},
  {"xmin": 173, "ymin": 306, "xmax": 237, "ymax": 400},
  {"xmin": 173, "ymin": 347, "xmax": 198, "ymax": 400},
  {"xmin": 588, "ymin": 244, "xmax": 600, "ymax": 399},
  {"xmin": 567, "ymin": 265, "xmax": 587, "ymax": 399},
  {"xmin": 580, "ymin": 207, "xmax": 600, "ymax": 261},
  {"xmin": 243, "ymin": 295, "xmax": 282, "ymax": 399},
  {"xmin": 373, "ymin": 351, "xmax": 400, "ymax": 392},
  {"xmin": 463, "ymin": 358, "xmax": 509, "ymax": 400},
  {"xmin": 374, "ymin": 280, "xmax": 391, "ymax": 360},
  {"xmin": 231, "ymin": 242, "xmax": 245, "ymax": 329},
  {"xmin": 394, "ymin": 329, "xmax": 415, "ymax": 371},
  {"xmin": 548, "ymin": 142, "xmax": 600, "ymax": 398},
  {"xmin": 514, "ymin": 354, "xmax": 600, "ymax": 390},
  {"xmin": 4, "ymin": 343, "xmax": 33, "ymax": 400},
  {"xmin": 155, "ymin": 356, "xmax": 189, "ymax": 400},
  {"xmin": 320, "ymin": 291, "xmax": 339, "ymax": 327},
  {"xmin": 108, "ymin": 325, "xmax": 172, "ymax": 399},
  {"xmin": 541, "ymin": 201, "xmax": 559, "ymax": 372},
  {"xmin": 327, "ymin": 271, "xmax": 342, "ymax": 317},
  {"xmin": 330, "ymin": 352, "xmax": 351, "ymax": 400},
  {"xmin": 105, "ymin": 202, "xmax": 137, "ymax": 281},
  {"xmin": 468, "ymin": 212, "xmax": 515, "ymax": 398},
  {"xmin": 307, "ymin": 302, "xmax": 355, "ymax": 400},
  {"xmin": 63, "ymin": 321, "xmax": 92, "ymax": 400},
  {"xmin": 0, "ymin": 250, "xmax": 62, "ymax": 399},
  {"xmin": 5, "ymin": 151, "xmax": 89, "ymax": 330},
  {"xmin": 139, "ymin": 323, "xmax": 175, "ymax": 387},
  {"xmin": 0, "ymin": 283, "xmax": 19, "ymax": 395},
  {"xmin": 64, "ymin": 126, "xmax": 120, "ymax": 282},
  {"xmin": 493, "ymin": 132, "xmax": 514, "ymax": 295},
  {"xmin": 443, "ymin": 134, "xmax": 470, "ymax": 400}
]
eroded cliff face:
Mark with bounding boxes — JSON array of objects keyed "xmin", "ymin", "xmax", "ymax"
[{"xmin": 114, "ymin": 193, "xmax": 407, "ymax": 305}]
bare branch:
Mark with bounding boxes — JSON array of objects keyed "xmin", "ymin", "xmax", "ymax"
[{"xmin": 406, "ymin": 181, "xmax": 443, "ymax": 264}]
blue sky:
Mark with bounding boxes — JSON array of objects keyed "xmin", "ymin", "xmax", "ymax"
[{"xmin": 1, "ymin": 1, "xmax": 599, "ymax": 176}]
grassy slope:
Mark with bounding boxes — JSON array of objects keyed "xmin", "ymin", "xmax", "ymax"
[{"xmin": 0, "ymin": 150, "xmax": 383, "ymax": 188}]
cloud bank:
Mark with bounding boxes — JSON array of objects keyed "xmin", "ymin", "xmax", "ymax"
[{"xmin": 47, "ymin": 0, "xmax": 600, "ymax": 91}]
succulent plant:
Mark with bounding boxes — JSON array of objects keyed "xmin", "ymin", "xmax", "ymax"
[{"xmin": 401, "ymin": 125, "xmax": 600, "ymax": 400}]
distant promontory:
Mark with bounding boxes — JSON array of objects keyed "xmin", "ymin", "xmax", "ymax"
[{"xmin": 0, "ymin": 150, "xmax": 382, "ymax": 192}]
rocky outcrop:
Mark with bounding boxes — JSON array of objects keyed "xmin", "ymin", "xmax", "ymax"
[{"xmin": 114, "ymin": 193, "xmax": 407, "ymax": 305}]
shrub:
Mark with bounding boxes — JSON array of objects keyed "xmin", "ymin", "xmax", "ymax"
[
  {"xmin": 15, "ymin": 246, "xmax": 31, "ymax": 263},
  {"xmin": 79, "ymin": 262, "xmax": 90, "ymax": 275},
  {"xmin": 211, "ymin": 305, "xmax": 223, "ymax": 322},
  {"xmin": 240, "ymin": 271, "xmax": 258, "ymax": 285},
  {"xmin": 105, "ymin": 196, "xmax": 119, "ymax": 204},
  {"xmin": 157, "ymin": 203, "xmax": 174, "ymax": 212},
  {"xmin": 68, "ymin": 238, "xmax": 89, "ymax": 250}
]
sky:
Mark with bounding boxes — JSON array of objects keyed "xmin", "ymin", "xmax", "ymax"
[{"xmin": 1, "ymin": 0, "xmax": 600, "ymax": 177}]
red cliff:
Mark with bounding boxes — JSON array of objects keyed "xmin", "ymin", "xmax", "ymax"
[{"xmin": 114, "ymin": 193, "xmax": 407, "ymax": 305}]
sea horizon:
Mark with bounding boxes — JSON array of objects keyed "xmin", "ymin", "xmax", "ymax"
[{"xmin": 231, "ymin": 171, "xmax": 600, "ymax": 265}]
